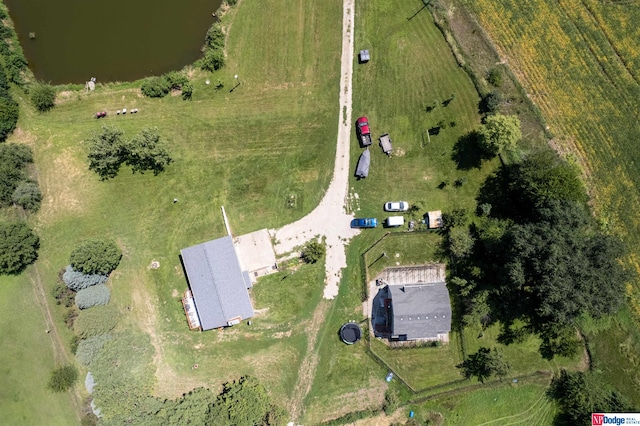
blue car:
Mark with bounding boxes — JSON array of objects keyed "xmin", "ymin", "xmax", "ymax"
[{"xmin": 351, "ymin": 218, "xmax": 378, "ymax": 228}]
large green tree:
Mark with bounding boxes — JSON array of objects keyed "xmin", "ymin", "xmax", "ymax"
[
  {"xmin": 478, "ymin": 149, "xmax": 587, "ymax": 223},
  {"xmin": 479, "ymin": 113, "xmax": 521, "ymax": 156},
  {"xmin": 125, "ymin": 127, "xmax": 173, "ymax": 175},
  {"xmin": 548, "ymin": 370, "xmax": 632, "ymax": 425},
  {"xmin": 476, "ymin": 200, "xmax": 627, "ymax": 356},
  {"xmin": 457, "ymin": 347, "xmax": 510, "ymax": 383},
  {"xmin": 0, "ymin": 143, "xmax": 34, "ymax": 206},
  {"xmin": 0, "ymin": 221, "xmax": 39, "ymax": 275},
  {"xmin": 87, "ymin": 126, "xmax": 127, "ymax": 180}
]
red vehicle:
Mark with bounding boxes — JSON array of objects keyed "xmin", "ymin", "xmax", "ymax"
[
  {"xmin": 356, "ymin": 116, "xmax": 372, "ymax": 147},
  {"xmin": 95, "ymin": 111, "xmax": 107, "ymax": 118}
]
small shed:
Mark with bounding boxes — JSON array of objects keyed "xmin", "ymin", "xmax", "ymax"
[
  {"xmin": 379, "ymin": 133, "xmax": 393, "ymax": 155},
  {"xmin": 359, "ymin": 49, "xmax": 370, "ymax": 63},
  {"xmin": 426, "ymin": 210, "xmax": 443, "ymax": 229},
  {"xmin": 355, "ymin": 148, "xmax": 371, "ymax": 178}
]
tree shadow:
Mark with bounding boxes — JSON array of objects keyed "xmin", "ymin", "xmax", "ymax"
[{"xmin": 451, "ymin": 131, "xmax": 490, "ymax": 170}]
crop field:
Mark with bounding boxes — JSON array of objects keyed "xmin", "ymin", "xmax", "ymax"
[{"xmin": 461, "ymin": 0, "xmax": 640, "ymax": 404}]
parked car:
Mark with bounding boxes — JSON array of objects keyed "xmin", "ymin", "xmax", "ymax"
[
  {"xmin": 384, "ymin": 201, "xmax": 409, "ymax": 212},
  {"xmin": 351, "ymin": 218, "xmax": 378, "ymax": 228}
]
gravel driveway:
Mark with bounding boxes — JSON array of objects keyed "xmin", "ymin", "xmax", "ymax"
[{"xmin": 270, "ymin": 0, "xmax": 358, "ymax": 300}]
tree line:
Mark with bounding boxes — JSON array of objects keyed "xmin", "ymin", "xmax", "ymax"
[{"xmin": 442, "ymin": 141, "xmax": 634, "ymax": 419}]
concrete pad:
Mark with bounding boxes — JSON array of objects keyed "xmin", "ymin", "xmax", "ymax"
[{"xmin": 234, "ymin": 229, "xmax": 277, "ymax": 280}]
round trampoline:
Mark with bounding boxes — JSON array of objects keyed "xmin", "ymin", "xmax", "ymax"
[{"xmin": 340, "ymin": 323, "xmax": 362, "ymax": 345}]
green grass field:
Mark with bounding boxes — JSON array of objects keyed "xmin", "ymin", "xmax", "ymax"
[
  {"xmin": 414, "ymin": 379, "xmax": 556, "ymax": 425},
  {"xmin": 0, "ymin": 275, "xmax": 77, "ymax": 425},
  {"xmin": 460, "ymin": 0, "xmax": 640, "ymax": 405}
]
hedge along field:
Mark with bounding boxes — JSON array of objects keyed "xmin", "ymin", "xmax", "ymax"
[
  {"xmin": 2, "ymin": 0, "xmax": 342, "ymax": 419},
  {"xmin": 461, "ymin": 0, "xmax": 640, "ymax": 403}
]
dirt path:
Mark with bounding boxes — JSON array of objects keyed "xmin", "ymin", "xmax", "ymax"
[
  {"xmin": 287, "ymin": 300, "xmax": 330, "ymax": 422},
  {"xmin": 29, "ymin": 266, "xmax": 82, "ymax": 422},
  {"xmin": 271, "ymin": 0, "xmax": 357, "ymax": 300}
]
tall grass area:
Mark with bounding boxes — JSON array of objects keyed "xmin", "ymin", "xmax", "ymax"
[
  {"xmin": 461, "ymin": 0, "xmax": 640, "ymax": 404},
  {"xmin": 0, "ymin": 275, "xmax": 77, "ymax": 425}
]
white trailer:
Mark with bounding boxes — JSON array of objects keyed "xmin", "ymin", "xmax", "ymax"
[{"xmin": 386, "ymin": 216, "xmax": 405, "ymax": 227}]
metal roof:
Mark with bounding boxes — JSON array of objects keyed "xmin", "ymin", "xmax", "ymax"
[
  {"xmin": 389, "ymin": 282, "xmax": 451, "ymax": 340},
  {"xmin": 180, "ymin": 236, "xmax": 254, "ymax": 330}
]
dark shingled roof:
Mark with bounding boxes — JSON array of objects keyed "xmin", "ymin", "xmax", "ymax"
[
  {"xmin": 389, "ymin": 282, "xmax": 451, "ymax": 340},
  {"xmin": 181, "ymin": 236, "xmax": 254, "ymax": 330}
]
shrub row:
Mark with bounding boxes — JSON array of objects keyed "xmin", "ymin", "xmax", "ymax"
[
  {"xmin": 0, "ymin": 4, "xmax": 30, "ymax": 87},
  {"xmin": 140, "ymin": 71, "xmax": 189, "ymax": 98},
  {"xmin": 198, "ymin": 23, "xmax": 226, "ymax": 72},
  {"xmin": 62, "ymin": 265, "xmax": 109, "ymax": 291},
  {"xmin": 76, "ymin": 284, "xmax": 111, "ymax": 310}
]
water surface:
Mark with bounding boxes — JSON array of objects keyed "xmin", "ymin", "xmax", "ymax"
[{"xmin": 4, "ymin": 0, "xmax": 221, "ymax": 84}]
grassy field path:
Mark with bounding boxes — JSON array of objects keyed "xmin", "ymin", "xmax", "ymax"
[{"xmin": 271, "ymin": 0, "xmax": 358, "ymax": 301}]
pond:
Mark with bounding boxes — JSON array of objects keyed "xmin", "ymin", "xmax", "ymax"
[{"xmin": 4, "ymin": 0, "xmax": 222, "ymax": 84}]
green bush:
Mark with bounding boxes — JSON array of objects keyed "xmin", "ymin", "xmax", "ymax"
[
  {"xmin": 76, "ymin": 334, "xmax": 112, "ymax": 366},
  {"xmin": 0, "ymin": 96, "xmax": 19, "ymax": 141},
  {"xmin": 30, "ymin": 82, "xmax": 56, "ymax": 112},
  {"xmin": 479, "ymin": 90, "xmax": 502, "ymax": 115},
  {"xmin": 74, "ymin": 305, "xmax": 118, "ymax": 338},
  {"xmin": 182, "ymin": 82, "xmax": 193, "ymax": 100},
  {"xmin": 53, "ymin": 281, "xmax": 75, "ymax": 308},
  {"xmin": 205, "ymin": 24, "xmax": 225, "ymax": 50},
  {"xmin": 140, "ymin": 76, "xmax": 171, "ymax": 98},
  {"xmin": 12, "ymin": 180, "xmax": 42, "ymax": 211},
  {"xmin": 47, "ymin": 364, "xmax": 78, "ymax": 392},
  {"xmin": 163, "ymin": 71, "xmax": 188, "ymax": 90},
  {"xmin": 70, "ymin": 237, "xmax": 121, "ymax": 275},
  {"xmin": 487, "ymin": 67, "xmax": 503, "ymax": 87},
  {"xmin": 201, "ymin": 49, "xmax": 226, "ymax": 72},
  {"xmin": 0, "ymin": 221, "xmax": 39, "ymax": 275},
  {"xmin": 75, "ymin": 284, "xmax": 111, "ymax": 309},
  {"xmin": 301, "ymin": 239, "xmax": 325, "ymax": 264}
]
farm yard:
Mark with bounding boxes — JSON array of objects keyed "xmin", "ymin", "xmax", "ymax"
[{"xmin": 0, "ymin": 0, "xmax": 637, "ymax": 424}]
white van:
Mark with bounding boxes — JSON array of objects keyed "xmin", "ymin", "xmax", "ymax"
[{"xmin": 386, "ymin": 216, "xmax": 405, "ymax": 227}]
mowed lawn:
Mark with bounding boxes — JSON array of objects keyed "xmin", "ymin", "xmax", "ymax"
[
  {"xmin": 414, "ymin": 379, "xmax": 556, "ymax": 425},
  {"xmin": 463, "ymin": 0, "xmax": 640, "ymax": 404},
  {"xmin": 2, "ymin": 0, "xmax": 344, "ymax": 419},
  {"xmin": 304, "ymin": 0, "xmax": 498, "ymax": 423},
  {"xmin": 0, "ymin": 275, "xmax": 78, "ymax": 425}
]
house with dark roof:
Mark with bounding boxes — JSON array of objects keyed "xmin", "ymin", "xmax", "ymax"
[
  {"xmin": 180, "ymin": 235, "xmax": 254, "ymax": 330},
  {"xmin": 388, "ymin": 282, "xmax": 451, "ymax": 341},
  {"xmin": 371, "ymin": 264, "xmax": 451, "ymax": 341}
]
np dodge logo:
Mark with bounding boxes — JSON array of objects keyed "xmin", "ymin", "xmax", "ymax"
[{"xmin": 593, "ymin": 414, "xmax": 604, "ymax": 425}]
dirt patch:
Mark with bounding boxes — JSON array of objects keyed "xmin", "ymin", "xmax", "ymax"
[{"xmin": 10, "ymin": 128, "xmax": 37, "ymax": 147}]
